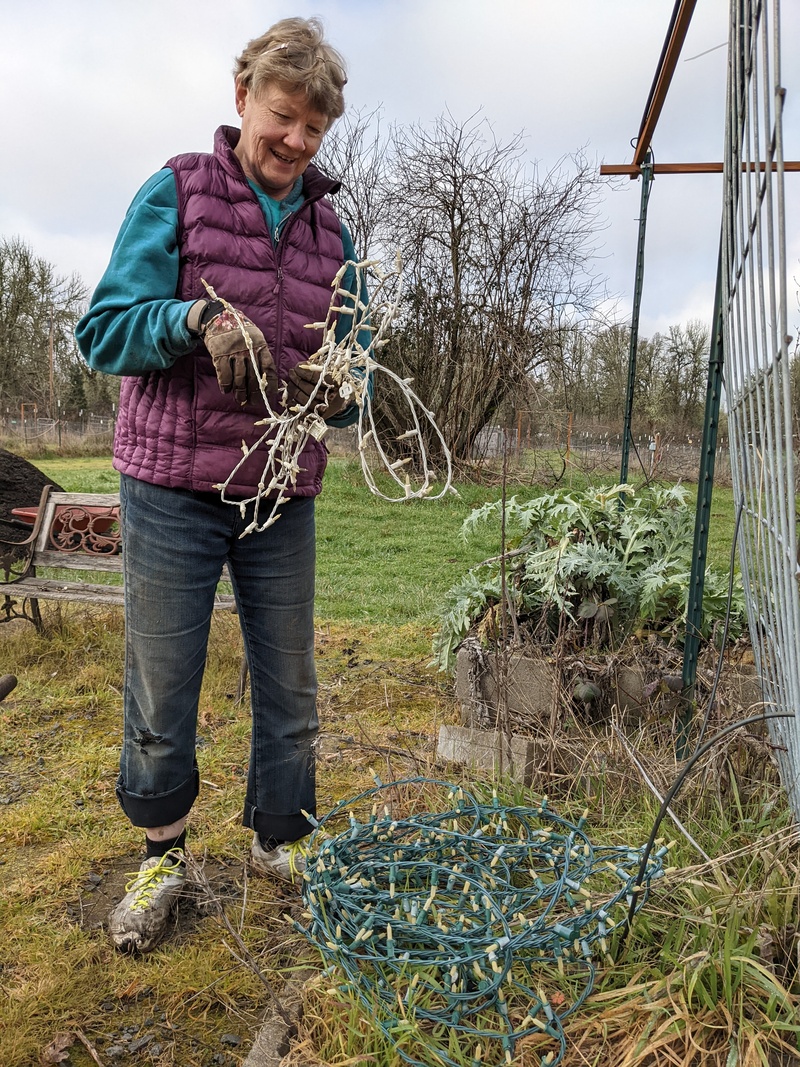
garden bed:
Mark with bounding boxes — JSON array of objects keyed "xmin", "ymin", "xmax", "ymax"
[{"xmin": 453, "ymin": 636, "xmax": 763, "ymax": 731}]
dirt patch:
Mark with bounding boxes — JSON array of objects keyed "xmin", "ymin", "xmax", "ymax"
[
  {"xmin": 0, "ymin": 447, "xmax": 65, "ymax": 549},
  {"xmin": 62, "ymin": 854, "xmax": 291, "ymax": 1064},
  {"xmin": 0, "ymin": 841, "xmax": 55, "ymax": 891}
]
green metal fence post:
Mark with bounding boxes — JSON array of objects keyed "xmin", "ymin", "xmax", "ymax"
[
  {"xmin": 620, "ymin": 152, "xmax": 654, "ymax": 488},
  {"xmin": 677, "ymin": 244, "xmax": 724, "ymax": 759}
]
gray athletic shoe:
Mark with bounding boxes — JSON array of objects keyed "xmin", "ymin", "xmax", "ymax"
[
  {"xmin": 250, "ymin": 834, "xmax": 310, "ymax": 883},
  {"xmin": 108, "ymin": 849, "xmax": 186, "ymax": 954}
]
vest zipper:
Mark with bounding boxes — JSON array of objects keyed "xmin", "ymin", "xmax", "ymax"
[
  {"xmin": 273, "ymin": 208, "xmax": 303, "ymax": 366},
  {"xmin": 275, "ymin": 213, "xmax": 291, "ymax": 244},
  {"xmin": 274, "ymin": 256, "xmax": 286, "ymax": 367},
  {"xmin": 272, "ymin": 191, "xmax": 327, "ymax": 371}
]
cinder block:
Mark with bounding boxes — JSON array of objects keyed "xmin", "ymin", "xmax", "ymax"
[
  {"xmin": 456, "ymin": 641, "xmax": 651, "ymax": 727},
  {"xmin": 455, "ymin": 641, "xmax": 556, "ymax": 727},
  {"xmin": 453, "ymin": 638, "xmax": 768, "ymax": 740},
  {"xmin": 436, "ymin": 724, "xmax": 536, "ymax": 784}
]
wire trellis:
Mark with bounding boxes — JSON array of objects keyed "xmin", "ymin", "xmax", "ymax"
[
  {"xmin": 722, "ymin": 0, "xmax": 800, "ymax": 817},
  {"xmin": 204, "ymin": 255, "xmax": 455, "ymax": 537}
]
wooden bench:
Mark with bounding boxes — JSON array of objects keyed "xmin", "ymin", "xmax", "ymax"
[{"xmin": 0, "ymin": 485, "xmax": 237, "ymax": 629}]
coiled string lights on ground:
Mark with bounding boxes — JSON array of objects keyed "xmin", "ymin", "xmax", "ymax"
[{"xmin": 293, "ymin": 774, "xmax": 671, "ymax": 1067}]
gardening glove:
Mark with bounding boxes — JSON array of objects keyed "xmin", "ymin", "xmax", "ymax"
[
  {"xmin": 188, "ymin": 299, "xmax": 278, "ymax": 407},
  {"xmin": 286, "ymin": 361, "xmax": 349, "ymax": 420}
]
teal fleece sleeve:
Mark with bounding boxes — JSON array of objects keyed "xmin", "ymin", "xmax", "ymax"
[{"xmin": 75, "ymin": 169, "xmax": 197, "ymax": 375}]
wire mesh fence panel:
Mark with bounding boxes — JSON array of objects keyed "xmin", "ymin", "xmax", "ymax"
[{"xmin": 723, "ymin": 0, "xmax": 800, "ymax": 817}]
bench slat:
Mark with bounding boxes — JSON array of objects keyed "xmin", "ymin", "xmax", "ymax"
[
  {"xmin": 30, "ymin": 551, "xmax": 233, "ymax": 582},
  {"xmin": 33, "ymin": 550, "xmax": 124, "ymax": 573},
  {"xmin": 47, "ymin": 493, "xmax": 120, "ymax": 506},
  {"xmin": 1, "ymin": 580, "xmax": 125, "ymax": 605},
  {"xmin": 0, "ymin": 577, "xmax": 236, "ymax": 610}
]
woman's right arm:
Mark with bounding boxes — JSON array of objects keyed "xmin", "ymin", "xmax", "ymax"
[{"xmin": 75, "ymin": 170, "xmax": 199, "ymax": 376}]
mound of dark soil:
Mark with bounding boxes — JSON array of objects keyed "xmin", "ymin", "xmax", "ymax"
[{"xmin": 0, "ymin": 448, "xmax": 65, "ymax": 549}]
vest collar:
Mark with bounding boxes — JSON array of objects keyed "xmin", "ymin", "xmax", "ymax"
[{"xmin": 213, "ymin": 125, "xmax": 340, "ymax": 202}]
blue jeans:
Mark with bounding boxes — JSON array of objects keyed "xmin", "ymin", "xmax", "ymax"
[{"xmin": 118, "ymin": 474, "xmax": 317, "ymax": 843}]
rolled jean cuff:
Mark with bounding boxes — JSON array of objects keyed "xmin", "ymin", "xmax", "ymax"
[
  {"xmin": 116, "ymin": 766, "xmax": 200, "ymax": 828},
  {"xmin": 243, "ymin": 803, "xmax": 316, "ymax": 843}
]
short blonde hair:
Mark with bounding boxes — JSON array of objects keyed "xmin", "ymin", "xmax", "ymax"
[{"xmin": 234, "ymin": 17, "xmax": 347, "ymax": 126}]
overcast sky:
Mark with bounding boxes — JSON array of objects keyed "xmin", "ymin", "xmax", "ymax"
[{"xmin": 2, "ymin": 0, "xmax": 798, "ymax": 339}]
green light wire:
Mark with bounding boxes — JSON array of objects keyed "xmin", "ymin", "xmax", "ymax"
[{"xmin": 293, "ymin": 775, "xmax": 669, "ymax": 1067}]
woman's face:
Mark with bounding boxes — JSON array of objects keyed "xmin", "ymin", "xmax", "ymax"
[{"xmin": 234, "ymin": 80, "xmax": 328, "ymax": 200}]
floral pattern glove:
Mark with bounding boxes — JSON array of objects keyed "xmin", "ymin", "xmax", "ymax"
[{"xmin": 201, "ymin": 307, "xmax": 278, "ymax": 408}]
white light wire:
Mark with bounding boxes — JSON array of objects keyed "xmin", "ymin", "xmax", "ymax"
[{"xmin": 202, "ymin": 257, "xmax": 455, "ymax": 536}]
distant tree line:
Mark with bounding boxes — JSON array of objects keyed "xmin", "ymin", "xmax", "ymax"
[
  {"xmin": 3, "ymin": 109, "xmax": 745, "ymax": 451},
  {"xmin": 0, "ymin": 236, "xmax": 117, "ymax": 420},
  {"xmin": 539, "ymin": 319, "xmax": 711, "ymax": 438}
]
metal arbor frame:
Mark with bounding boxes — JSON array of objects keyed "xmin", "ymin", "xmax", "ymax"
[{"xmin": 600, "ymin": 0, "xmax": 798, "ymax": 760}]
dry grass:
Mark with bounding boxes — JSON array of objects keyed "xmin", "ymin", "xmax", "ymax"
[{"xmin": 0, "ymin": 605, "xmax": 451, "ymax": 1066}]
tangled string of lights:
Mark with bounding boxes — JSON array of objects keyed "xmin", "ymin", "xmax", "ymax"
[
  {"xmin": 203, "ymin": 256, "xmax": 455, "ymax": 537},
  {"xmin": 293, "ymin": 774, "xmax": 671, "ymax": 1067}
]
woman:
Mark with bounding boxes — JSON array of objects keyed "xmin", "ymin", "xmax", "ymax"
[{"xmin": 77, "ymin": 17, "xmax": 365, "ymax": 954}]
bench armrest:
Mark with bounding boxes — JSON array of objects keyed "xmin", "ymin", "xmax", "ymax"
[{"xmin": 0, "ymin": 484, "xmax": 54, "ymax": 583}]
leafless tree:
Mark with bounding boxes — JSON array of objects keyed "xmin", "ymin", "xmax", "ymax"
[
  {"xmin": 318, "ymin": 109, "xmax": 607, "ymax": 465},
  {"xmin": 0, "ymin": 236, "xmax": 88, "ymax": 416},
  {"xmin": 316, "ymin": 107, "xmax": 390, "ymax": 263},
  {"xmin": 657, "ymin": 320, "xmax": 709, "ymax": 429}
]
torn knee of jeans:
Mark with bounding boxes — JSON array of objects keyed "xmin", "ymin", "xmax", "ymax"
[
  {"xmin": 286, "ymin": 735, "xmax": 316, "ymax": 766},
  {"xmin": 134, "ymin": 727, "xmax": 164, "ymax": 747}
]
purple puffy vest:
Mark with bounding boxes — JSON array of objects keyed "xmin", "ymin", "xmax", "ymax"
[{"xmin": 113, "ymin": 126, "xmax": 345, "ymax": 498}]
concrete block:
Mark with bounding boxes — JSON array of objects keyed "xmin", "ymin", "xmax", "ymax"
[
  {"xmin": 242, "ymin": 972, "xmax": 312, "ymax": 1067},
  {"xmin": 455, "ymin": 640, "xmax": 556, "ymax": 727},
  {"xmin": 454, "ymin": 638, "xmax": 766, "ymax": 737},
  {"xmin": 436, "ymin": 724, "xmax": 536, "ymax": 784}
]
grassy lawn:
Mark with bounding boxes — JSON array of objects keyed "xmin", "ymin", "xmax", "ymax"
[
  {"xmin": 33, "ymin": 455, "xmax": 545, "ymax": 657},
  {"xmin": 33, "ymin": 454, "xmax": 742, "ymax": 640},
  {"xmin": 1, "ymin": 455, "xmax": 796, "ymax": 1067}
]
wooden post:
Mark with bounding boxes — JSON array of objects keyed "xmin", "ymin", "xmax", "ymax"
[{"xmin": 48, "ymin": 310, "xmax": 55, "ymax": 421}]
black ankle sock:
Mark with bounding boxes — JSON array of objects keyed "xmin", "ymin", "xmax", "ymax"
[
  {"xmin": 258, "ymin": 836, "xmax": 285, "ymax": 853},
  {"xmin": 145, "ymin": 829, "xmax": 186, "ymax": 861}
]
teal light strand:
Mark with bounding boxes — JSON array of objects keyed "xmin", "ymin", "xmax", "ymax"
[{"xmin": 295, "ymin": 777, "xmax": 668, "ymax": 1067}]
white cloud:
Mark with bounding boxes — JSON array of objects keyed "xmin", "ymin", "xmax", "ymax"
[{"xmin": 1, "ymin": 0, "xmax": 798, "ymax": 341}]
